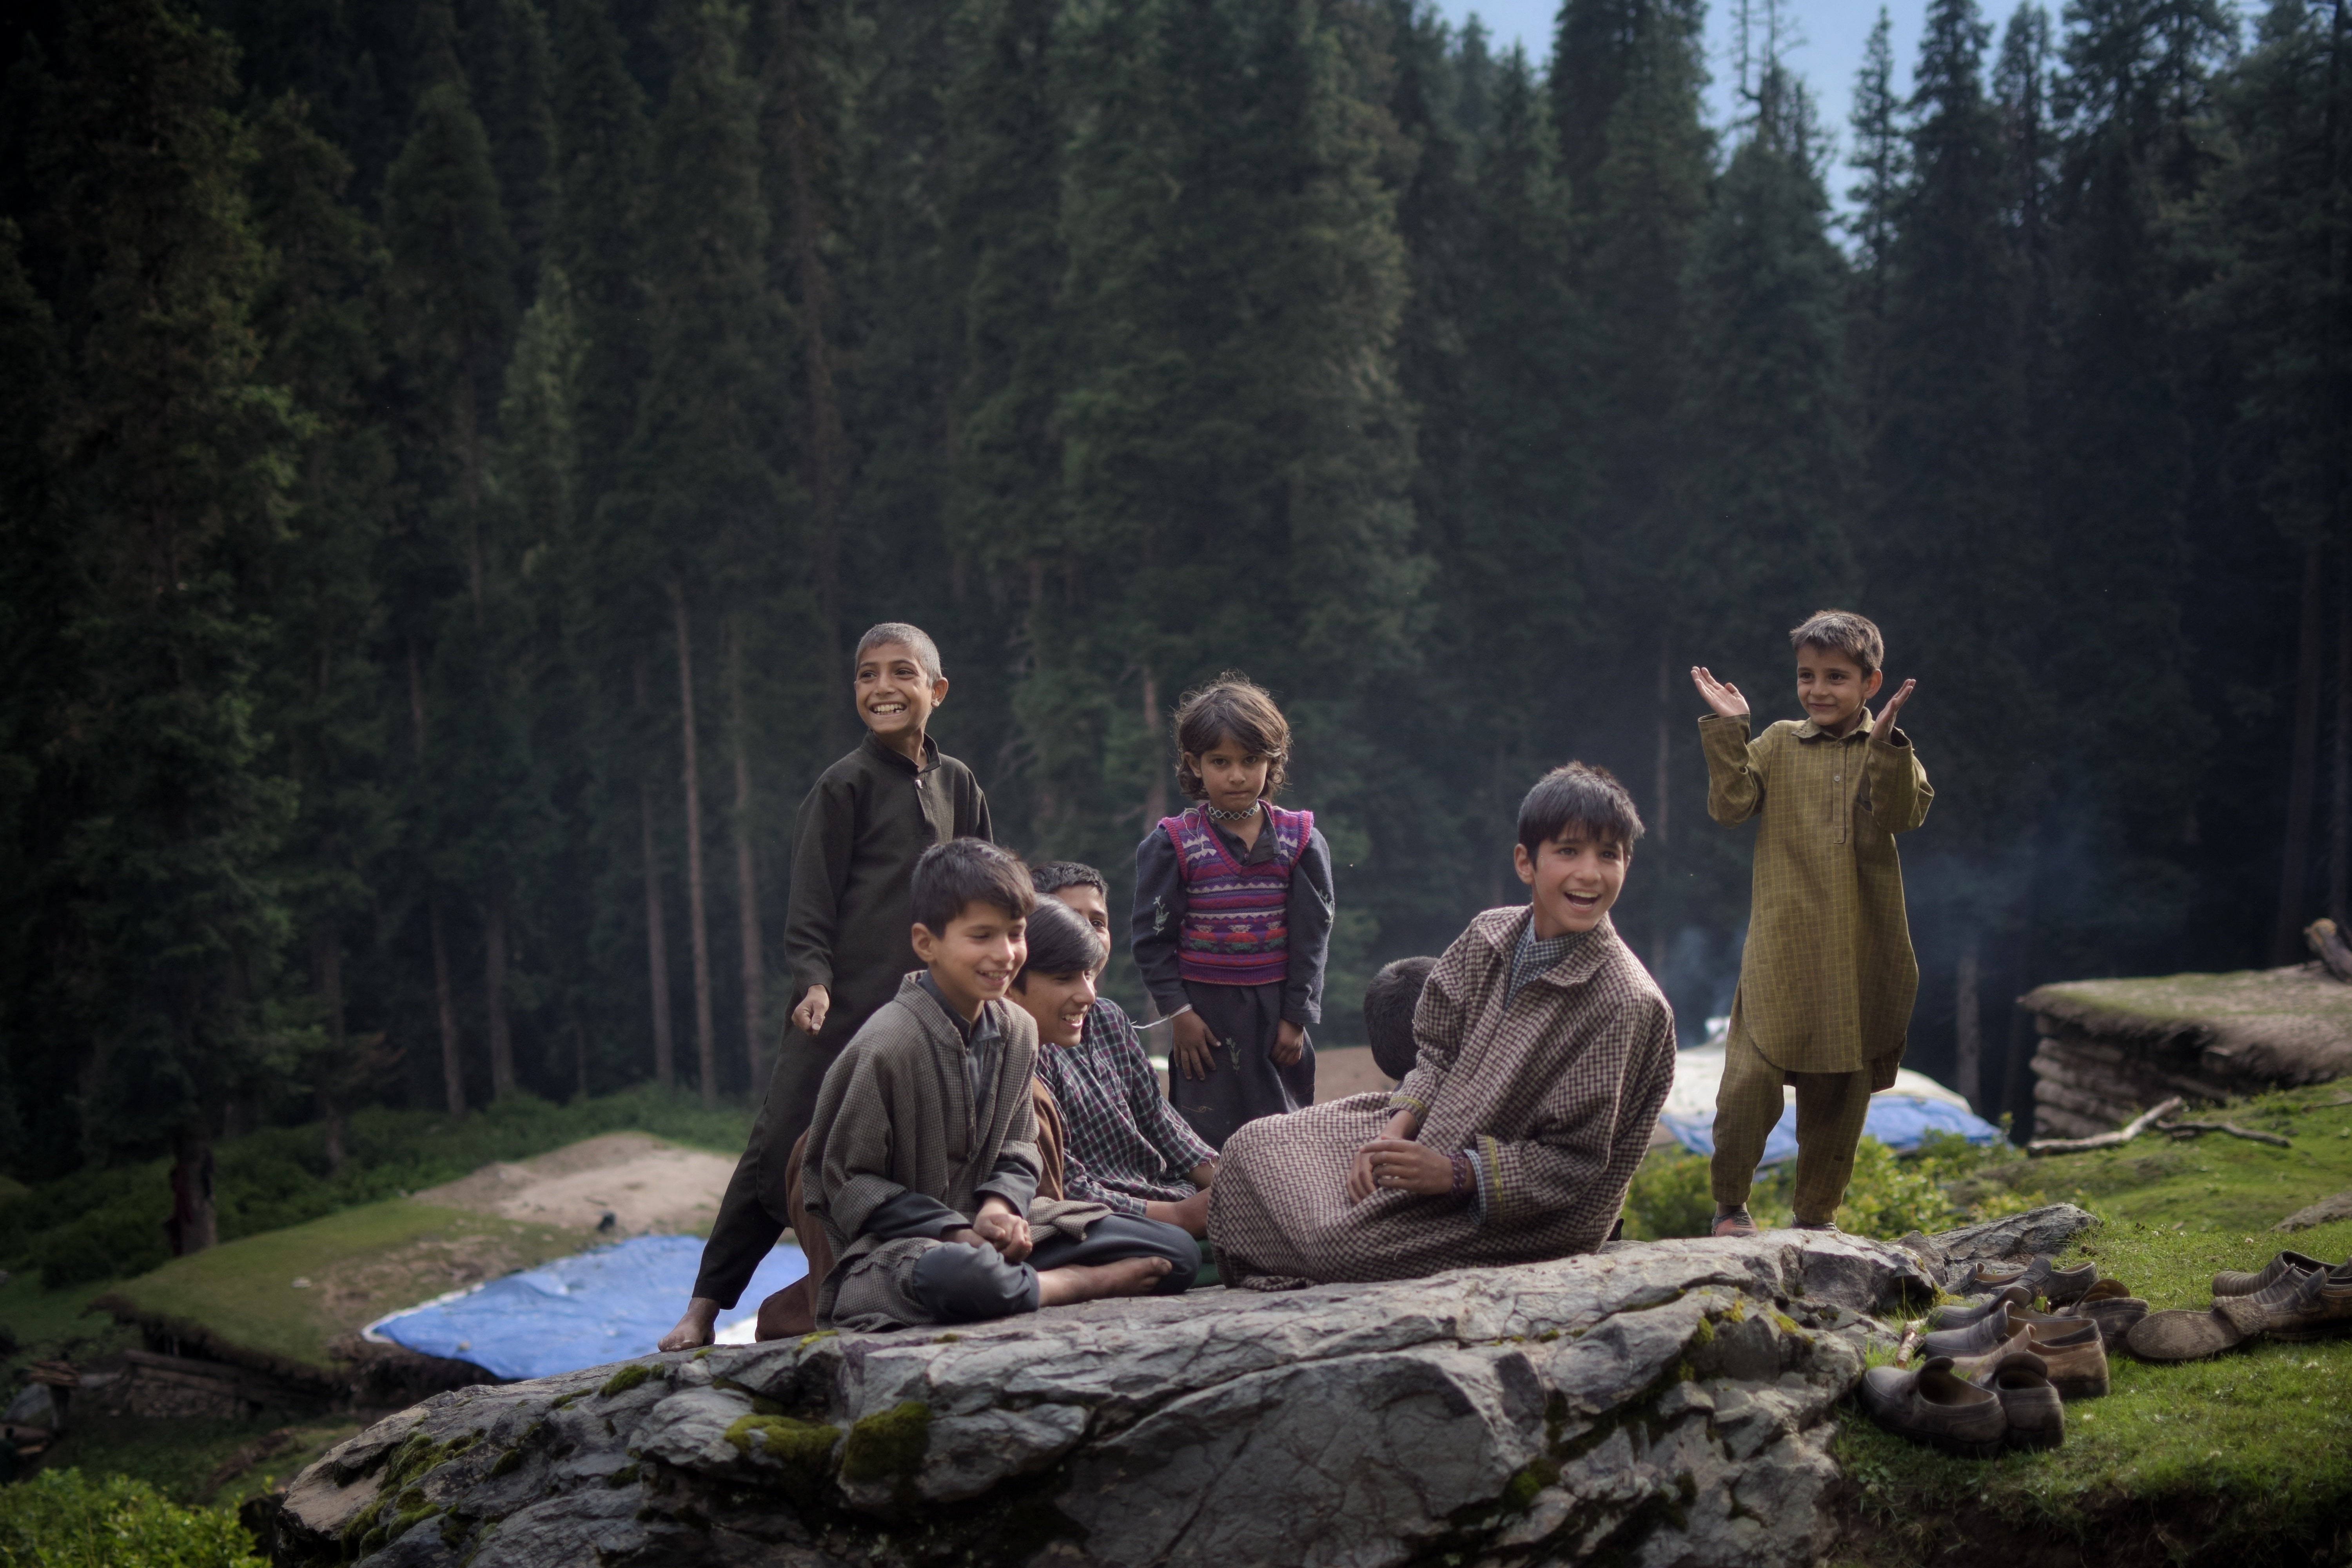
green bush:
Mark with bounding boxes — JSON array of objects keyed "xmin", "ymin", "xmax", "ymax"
[
  {"xmin": 0, "ymin": 1469, "xmax": 263, "ymax": 1566},
  {"xmin": 1623, "ymin": 1151, "xmax": 1715, "ymax": 1239}
]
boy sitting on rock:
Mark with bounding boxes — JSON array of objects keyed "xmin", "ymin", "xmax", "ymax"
[
  {"xmin": 806, "ymin": 839, "xmax": 1200, "ymax": 1330},
  {"xmin": 1207, "ymin": 764, "xmax": 1676, "ymax": 1287}
]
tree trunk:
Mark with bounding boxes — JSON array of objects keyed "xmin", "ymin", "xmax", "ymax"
[
  {"xmin": 169, "ymin": 1126, "xmax": 217, "ymax": 1256},
  {"xmin": 1954, "ymin": 933, "xmax": 1983, "ymax": 1110},
  {"xmin": 431, "ymin": 892, "xmax": 467, "ymax": 1116},
  {"xmin": 2332, "ymin": 537, "xmax": 2350, "ymax": 924},
  {"xmin": 314, "ymin": 927, "xmax": 348, "ymax": 1177},
  {"xmin": 637, "ymin": 657, "xmax": 677, "ymax": 1090},
  {"xmin": 1141, "ymin": 667, "xmax": 1167, "ymax": 828},
  {"xmin": 730, "ymin": 618, "xmax": 768, "ymax": 1085},
  {"xmin": 2275, "ymin": 541, "xmax": 2326, "ymax": 961},
  {"xmin": 485, "ymin": 886, "xmax": 515, "ymax": 1098},
  {"xmin": 675, "ymin": 582, "xmax": 719, "ymax": 1108},
  {"xmin": 571, "ymin": 998, "xmax": 590, "ymax": 1102},
  {"xmin": 1652, "ymin": 635, "xmax": 1672, "ymax": 976},
  {"xmin": 764, "ymin": 0, "xmax": 849, "ymax": 753}
]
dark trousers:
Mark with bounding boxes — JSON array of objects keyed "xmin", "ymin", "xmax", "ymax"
[
  {"xmin": 693, "ymin": 1011, "xmax": 864, "ymax": 1307},
  {"xmin": 910, "ymin": 1215, "xmax": 1201, "ymax": 1322}
]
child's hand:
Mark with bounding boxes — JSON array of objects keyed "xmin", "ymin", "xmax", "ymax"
[
  {"xmin": 1272, "ymin": 1019, "xmax": 1306, "ymax": 1066},
  {"xmin": 1874, "ymin": 677, "xmax": 1916, "ymax": 734},
  {"xmin": 1690, "ymin": 666, "xmax": 1749, "ymax": 718},
  {"xmin": 973, "ymin": 1196, "xmax": 1033, "ymax": 1261},
  {"xmin": 1171, "ymin": 1011, "xmax": 1218, "ymax": 1080},
  {"xmin": 791, "ymin": 984, "xmax": 831, "ymax": 1036},
  {"xmin": 1359, "ymin": 1138, "xmax": 1456, "ymax": 1196}
]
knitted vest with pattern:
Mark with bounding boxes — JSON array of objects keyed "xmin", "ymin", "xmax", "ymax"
[{"xmin": 1159, "ymin": 803, "xmax": 1312, "ymax": 987}]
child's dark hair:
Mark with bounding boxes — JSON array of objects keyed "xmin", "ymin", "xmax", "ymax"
[
  {"xmin": 1029, "ymin": 860, "xmax": 1107, "ymax": 898},
  {"xmin": 1172, "ymin": 672, "xmax": 1291, "ymax": 801},
  {"xmin": 1364, "ymin": 956, "xmax": 1437, "ymax": 1081},
  {"xmin": 911, "ymin": 838, "xmax": 1035, "ymax": 933},
  {"xmin": 855, "ymin": 621, "xmax": 943, "ymax": 681},
  {"xmin": 1788, "ymin": 609, "xmax": 1884, "ymax": 675},
  {"xmin": 1016, "ymin": 896, "xmax": 1105, "ymax": 987},
  {"xmin": 1516, "ymin": 763, "xmax": 1644, "ymax": 860}
]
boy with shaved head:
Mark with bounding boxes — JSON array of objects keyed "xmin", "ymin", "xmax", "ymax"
[{"xmin": 663, "ymin": 622, "xmax": 993, "ymax": 1350}]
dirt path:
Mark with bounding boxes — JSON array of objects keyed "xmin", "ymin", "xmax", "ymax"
[{"xmin": 408, "ymin": 1132, "xmax": 736, "ymax": 1239}]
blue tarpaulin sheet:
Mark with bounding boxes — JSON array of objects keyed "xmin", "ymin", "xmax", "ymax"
[
  {"xmin": 1658, "ymin": 1094, "xmax": 2002, "ymax": 1167},
  {"xmin": 367, "ymin": 1234, "xmax": 807, "ymax": 1381}
]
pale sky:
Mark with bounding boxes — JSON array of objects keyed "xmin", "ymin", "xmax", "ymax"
[{"xmin": 1435, "ymin": 0, "xmax": 1930, "ymax": 205}]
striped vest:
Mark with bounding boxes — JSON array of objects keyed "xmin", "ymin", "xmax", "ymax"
[{"xmin": 1160, "ymin": 804, "xmax": 1312, "ymax": 987}]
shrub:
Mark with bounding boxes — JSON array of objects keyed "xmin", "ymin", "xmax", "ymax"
[
  {"xmin": 1622, "ymin": 1151, "xmax": 1715, "ymax": 1239},
  {"xmin": 0, "ymin": 1469, "xmax": 263, "ymax": 1566}
]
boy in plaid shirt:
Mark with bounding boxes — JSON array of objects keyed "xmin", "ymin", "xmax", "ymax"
[
  {"xmin": 1692, "ymin": 610, "xmax": 1931, "ymax": 1236},
  {"xmin": 1029, "ymin": 862, "xmax": 1218, "ymax": 1236}
]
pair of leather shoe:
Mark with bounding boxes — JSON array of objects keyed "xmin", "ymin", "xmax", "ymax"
[
  {"xmin": 1859, "ymin": 1348, "xmax": 2064, "ymax": 1455},
  {"xmin": 1955, "ymin": 1254, "xmax": 2099, "ymax": 1306},
  {"xmin": 2130, "ymin": 1256, "xmax": 2352, "ymax": 1362},
  {"xmin": 1926, "ymin": 1284, "xmax": 2031, "ymax": 1330},
  {"xmin": 2046, "ymin": 1277, "xmax": 2148, "ymax": 1346},
  {"xmin": 1924, "ymin": 1308, "xmax": 2111, "ymax": 1399},
  {"xmin": 2211, "ymin": 1249, "xmax": 2340, "ymax": 1297}
]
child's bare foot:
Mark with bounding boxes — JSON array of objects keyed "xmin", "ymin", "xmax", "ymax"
[
  {"xmin": 1036, "ymin": 1256, "xmax": 1172, "ymax": 1307},
  {"xmin": 658, "ymin": 1296, "xmax": 722, "ymax": 1351}
]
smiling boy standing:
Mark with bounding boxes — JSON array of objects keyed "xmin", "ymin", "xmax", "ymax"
[
  {"xmin": 661, "ymin": 622, "xmax": 991, "ymax": 1350},
  {"xmin": 1691, "ymin": 609, "xmax": 1933, "ymax": 1238}
]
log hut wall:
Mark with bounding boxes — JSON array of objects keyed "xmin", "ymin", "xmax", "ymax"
[{"xmin": 2028, "ymin": 1016, "xmax": 2241, "ymax": 1140}]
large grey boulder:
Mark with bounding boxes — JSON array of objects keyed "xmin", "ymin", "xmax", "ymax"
[{"xmin": 268, "ymin": 1228, "xmax": 1953, "ymax": 1568}]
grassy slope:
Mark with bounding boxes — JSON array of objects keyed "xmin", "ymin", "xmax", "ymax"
[
  {"xmin": 106, "ymin": 1200, "xmax": 589, "ymax": 1374},
  {"xmin": 1832, "ymin": 1083, "xmax": 2352, "ymax": 1566}
]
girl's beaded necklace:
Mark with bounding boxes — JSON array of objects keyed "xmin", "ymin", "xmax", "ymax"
[{"xmin": 1204, "ymin": 800, "xmax": 1262, "ymax": 824}]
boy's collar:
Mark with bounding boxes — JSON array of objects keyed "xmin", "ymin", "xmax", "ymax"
[
  {"xmin": 1478, "ymin": 905, "xmax": 1613, "ymax": 987},
  {"xmin": 1793, "ymin": 708, "xmax": 1876, "ymax": 742},
  {"xmin": 862, "ymin": 729, "xmax": 939, "ymax": 774}
]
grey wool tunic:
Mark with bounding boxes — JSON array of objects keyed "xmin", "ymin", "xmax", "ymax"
[
  {"xmin": 1207, "ymin": 907, "xmax": 1676, "ymax": 1287},
  {"xmin": 803, "ymin": 975, "xmax": 1109, "ymax": 1331}
]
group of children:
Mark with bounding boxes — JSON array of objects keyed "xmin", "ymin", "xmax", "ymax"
[{"xmin": 659, "ymin": 606, "xmax": 1931, "ymax": 1343}]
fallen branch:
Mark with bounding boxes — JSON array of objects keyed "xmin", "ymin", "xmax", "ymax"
[
  {"xmin": 2162, "ymin": 1119, "xmax": 2292, "ymax": 1148},
  {"xmin": 1894, "ymin": 1323, "xmax": 1922, "ymax": 1368},
  {"xmin": 2027, "ymin": 1095, "xmax": 2185, "ymax": 1157}
]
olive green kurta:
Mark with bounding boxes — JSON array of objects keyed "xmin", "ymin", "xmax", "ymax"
[{"xmin": 1699, "ymin": 709, "xmax": 1932, "ymax": 1076}]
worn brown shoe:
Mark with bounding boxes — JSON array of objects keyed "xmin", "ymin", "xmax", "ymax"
[
  {"xmin": 1928, "ymin": 1284, "xmax": 2033, "ymax": 1331},
  {"xmin": 2128, "ymin": 1261, "xmax": 2320, "ymax": 1362},
  {"xmin": 1711, "ymin": 1206, "xmax": 1759, "ymax": 1239},
  {"xmin": 2022, "ymin": 1320, "xmax": 2109, "ymax": 1399},
  {"xmin": 2211, "ymin": 1250, "xmax": 2324, "ymax": 1298},
  {"xmin": 1947, "ymin": 1319, "xmax": 2109, "ymax": 1400},
  {"xmin": 2053, "ymin": 1293, "xmax": 2148, "ymax": 1347},
  {"xmin": 2043, "ymin": 1261, "xmax": 2100, "ymax": 1307},
  {"xmin": 1858, "ymin": 1356, "xmax": 2009, "ymax": 1458},
  {"xmin": 1921, "ymin": 1301, "xmax": 2020, "ymax": 1360},
  {"xmin": 1965, "ymin": 1347, "xmax": 2065, "ymax": 1450},
  {"xmin": 1955, "ymin": 1259, "xmax": 2034, "ymax": 1296},
  {"xmin": 2249, "ymin": 1259, "xmax": 2352, "ymax": 1342}
]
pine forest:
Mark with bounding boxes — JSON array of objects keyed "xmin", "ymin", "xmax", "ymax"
[{"xmin": 1, "ymin": 0, "xmax": 2347, "ymax": 1204}]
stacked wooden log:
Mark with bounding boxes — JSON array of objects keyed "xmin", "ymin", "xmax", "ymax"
[{"xmin": 2023, "ymin": 960, "xmax": 2352, "ymax": 1138}]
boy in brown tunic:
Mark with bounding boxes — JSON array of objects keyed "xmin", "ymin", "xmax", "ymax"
[
  {"xmin": 661, "ymin": 622, "xmax": 992, "ymax": 1350},
  {"xmin": 1207, "ymin": 764, "xmax": 1675, "ymax": 1287},
  {"xmin": 1691, "ymin": 608, "xmax": 1932, "ymax": 1236}
]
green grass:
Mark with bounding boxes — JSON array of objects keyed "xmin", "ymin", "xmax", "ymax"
[
  {"xmin": 1832, "ymin": 1083, "xmax": 2352, "ymax": 1566},
  {"xmin": 25, "ymin": 1416, "xmax": 361, "ymax": 1509},
  {"xmin": 103, "ymin": 1200, "xmax": 584, "ymax": 1373},
  {"xmin": 0, "ymin": 1085, "xmax": 754, "ymax": 1290}
]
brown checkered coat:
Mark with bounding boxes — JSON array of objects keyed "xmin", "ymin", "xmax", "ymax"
[{"xmin": 1207, "ymin": 907, "xmax": 1676, "ymax": 1286}]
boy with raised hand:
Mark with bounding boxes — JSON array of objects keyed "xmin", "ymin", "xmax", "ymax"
[
  {"xmin": 661, "ymin": 622, "xmax": 991, "ymax": 1352},
  {"xmin": 1691, "ymin": 609, "xmax": 1932, "ymax": 1239},
  {"xmin": 806, "ymin": 840, "xmax": 1199, "ymax": 1330}
]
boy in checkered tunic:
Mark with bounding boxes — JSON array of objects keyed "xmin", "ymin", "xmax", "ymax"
[
  {"xmin": 1690, "ymin": 609, "xmax": 1932, "ymax": 1237},
  {"xmin": 1205, "ymin": 764, "xmax": 1675, "ymax": 1288}
]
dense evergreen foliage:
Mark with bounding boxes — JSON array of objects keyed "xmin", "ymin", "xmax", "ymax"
[{"xmin": 2, "ymin": 0, "xmax": 2347, "ymax": 1196}]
